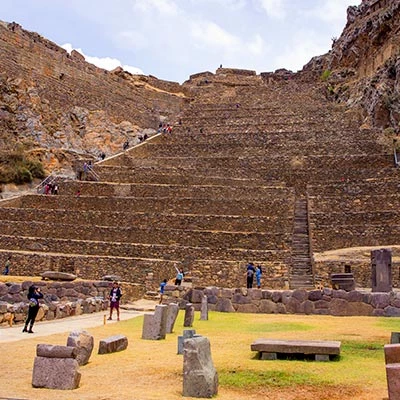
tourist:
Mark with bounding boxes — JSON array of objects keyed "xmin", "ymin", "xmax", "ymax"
[
  {"xmin": 3, "ymin": 256, "xmax": 11, "ymax": 275},
  {"xmin": 175, "ymin": 268, "xmax": 184, "ymax": 286},
  {"xmin": 159, "ymin": 279, "xmax": 167, "ymax": 304},
  {"xmin": 246, "ymin": 262, "xmax": 256, "ymax": 289},
  {"xmin": 123, "ymin": 140, "xmax": 129, "ymax": 150},
  {"xmin": 108, "ymin": 281, "xmax": 122, "ymax": 321},
  {"xmin": 52, "ymin": 183, "xmax": 59, "ymax": 195},
  {"xmin": 255, "ymin": 265, "xmax": 262, "ymax": 289},
  {"xmin": 22, "ymin": 285, "xmax": 43, "ymax": 333}
]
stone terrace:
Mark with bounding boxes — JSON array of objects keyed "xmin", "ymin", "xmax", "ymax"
[{"xmin": 0, "ymin": 70, "xmax": 396, "ymax": 290}]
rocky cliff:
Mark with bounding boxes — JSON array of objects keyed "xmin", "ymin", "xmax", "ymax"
[
  {"xmin": 0, "ymin": 21, "xmax": 187, "ymax": 182},
  {"xmin": 305, "ymin": 0, "xmax": 400, "ymax": 133}
]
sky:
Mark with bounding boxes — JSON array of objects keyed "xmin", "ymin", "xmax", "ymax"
[{"xmin": 1, "ymin": 0, "xmax": 360, "ymax": 83}]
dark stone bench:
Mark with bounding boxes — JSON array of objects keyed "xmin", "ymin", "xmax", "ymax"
[
  {"xmin": 330, "ymin": 273, "xmax": 355, "ymax": 291},
  {"xmin": 251, "ymin": 339, "xmax": 341, "ymax": 361}
]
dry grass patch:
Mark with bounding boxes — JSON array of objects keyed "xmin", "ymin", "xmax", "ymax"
[{"xmin": 0, "ymin": 312, "xmax": 396, "ymax": 399}]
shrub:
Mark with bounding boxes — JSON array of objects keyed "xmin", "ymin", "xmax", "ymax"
[{"xmin": 321, "ymin": 69, "xmax": 332, "ymax": 81}]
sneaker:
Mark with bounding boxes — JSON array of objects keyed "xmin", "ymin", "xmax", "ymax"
[
  {"xmin": 22, "ymin": 327, "xmax": 28, "ymax": 333},
  {"xmin": 28, "ymin": 329, "xmax": 34, "ymax": 333},
  {"xmin": 117, "ymin": 317, "xmax": 120, "ymax": 321},
  {"xmin": 107, "ymin": 317, "xmax": 112, "ymax": 320}
]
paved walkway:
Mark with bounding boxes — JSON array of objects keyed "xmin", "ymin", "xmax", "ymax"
[{"xmin": 0, "ymin": 299, "xmax": 158, "ymax": 343}]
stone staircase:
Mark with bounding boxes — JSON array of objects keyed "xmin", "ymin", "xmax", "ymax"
[
  {"xmin": 0, "ymin": 71, "xmax": 398, "ymax": 291},
  {"xmin": 290, "ymin": 197, "xmax": 314, "ymax": 289}
]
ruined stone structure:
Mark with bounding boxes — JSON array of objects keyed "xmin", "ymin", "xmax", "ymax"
[{"xmin": 1, "ymin": 1, "xmax": 400, "ymax": 292}]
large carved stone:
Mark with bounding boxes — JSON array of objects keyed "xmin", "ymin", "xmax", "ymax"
[
  {"xmin": 184, "ymin": 303, "xmax": 195, "ymax": 327},
  {"xmin": 183, "ymin": 336, "xmax": 218, "ymax": 398},
  {"xmin": 142, "ymin": 304, "xmax": 168, "ymax": 340},
  {"xmin": 41, "ymin": 271, "xmax": 77, "ymax": 281},
  {"xmin": 67, "ymin": 330, "xmax": 94, "ymax": 365},
  {"xmin": 98, "ymin": 335, "xmax": 128, "ymax": 354},
  {"xmin": 32, "ymin": 357, "xmax": 81, "ymax": 389},
  {"xmin": 166, "ymin": 303, "xmax": 179, "ymax": 334}
]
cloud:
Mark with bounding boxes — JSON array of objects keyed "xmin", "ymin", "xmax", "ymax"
[
  {"xmin": 61, "ymin": 43, "xmax": 144, "ymax": 75},
  {"xmin": 190, "ymin": 21, "xmax": 241, "ymax": 50},
  {"xmin": 133, "ymin": 0, "xmax": 179, "ymax": 16},
  {"xmin": 248, "ymin": 34, "xmax": 265, "ymax": 55},
  {"xmin": 302, "ymin": 0, "xmax": 352, "ymax": 28},
  {"xmin": 257, "ymin": 0, "xmax": 286, "ymax": 19},
  {"xmin": 274, "ymin": 31, "xmax": 329, "ymax": 72}
]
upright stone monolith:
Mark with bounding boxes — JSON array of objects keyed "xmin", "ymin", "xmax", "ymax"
[
  {"xmin": 142, "ymin": 304, "xmax": 168, "ymax": 340},
  {"xmin": 371, "ymin": 248, "xmax": 392, "ymax": 292},
  {"xmin": 184, "ymin": 303, "xmax": 195, "ymax": 327},
  {"xmin": 200, "ymin": 295, "xmax": 208, "ymax": 321},
  {"xmin": 183, "ymin": 336, "xmax": 218, "ymax": 398},
  {"xmin": 166, "ymin": 303, "xmax": 179, "ymax": 333}
]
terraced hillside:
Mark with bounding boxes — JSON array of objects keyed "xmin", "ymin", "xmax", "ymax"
[{"xmin": 1, "ymin": 68, "xmax": 397, "ymax": 290}]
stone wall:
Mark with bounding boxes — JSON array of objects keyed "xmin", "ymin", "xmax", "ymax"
[
  {"xmin": 164, "ymin": 286, "xmax": 400, "ymax": 317},
  {"xmin": 0, "ymin": 279, "xmax": 144, "ymax": 326}
]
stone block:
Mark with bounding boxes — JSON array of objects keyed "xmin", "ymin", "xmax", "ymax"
[
  {"xmin": 271, "ymin": 291, "xmax": 282, "ymax": 303},
  {"xmin": 370, "ymin": 293, "xmax": 390, "ymax": 309},
  {"xmin": 200, "ymin": 295, "xmax": 208, "ymax": 321},
  {"xmin": 261, "ymin": 290, "xmax": 273, "ymax": 300},
  {"xmin": 385, "ymin": 344, "xmax": 400, "ymax": 364},
  {"xmin": 332, "ymin": 290, "xmax": 348, "ymax": 299},
  {"xmin": 142, "ymin": 304, "xmax": 168, "ymax": 340},
  {"xmin": 220, "ymin": 289, "xmax": 233, "ymax": 298},
  {"xmin": 391, "ymin": 332, "xmax": 400, "ymax": 344},
  {"xmin": 32, "ymin": 357, "xmax": 81, "ymax": 389},
  {"xmin": 386, "ymin": 363, "xmax": 400, "ymax": 399},
  {"xmin": 385, "ymin": 306, "xmax": 400, "ymax": 317},
  {"xmin": 285, "ymin": 298, "xmax": 301, "ymax": 314},
  {"xmin": 215, "ymin": 298, "xmax": 235, "ymax": 313},
  {"xmin": 166, "ymin": 303, "xmax": 179, "ymax": 333},
  {"xmin": 371, "ymin": 248, "xmax": 392, "ymax": 293},
  {"xmin": 302, "ymin": 300, "xmax": 315, "ymax": 315},
  {"xmin": 259, "ymin": 299, "xmax": 277, "ymax": 314},
  {"xmin": 8, "ymin": 284, "xmax": 22, "ymax": 295},
  {"xmin": 0, "ymin": 284, "xmax": 8, "ymax": 296},
  {"xmin": 41, "ymin": 271, "xmax": 77, "ymax": 281},
  {"xmin": 236, "ymin": 304, "xmax": 258, "ymax": 313},
  {"xmin": 177, "ymin": 329, "xmax": 197, "ymax": 355},
  {"xmin": 232, "ymin": 293, "xmax": 251, "ymax": 304},
  {"xmin": 98, "ymin": 335, "xmax": 128, "ymax": 354},
  {"xmin": 347, "ymin": 290, "xmax": 365, "ymax": 303},
  {"xmin": 67, "ymin": 330, "xmax": 94, "ymax": 366},
  {"xmin": 292, "ymin": 289, "xmax": 307, "ymax": 302},
  {"xmin": 308, "ymin": 290, "xmax": 323, "ymax": 301},
  {"xmin": 260, "ymin": 352, "xmax": 277, "ymax": 360},
  {"xmin": 184, "ymin": 303, "xmax": 195, "ymax": 327},
  {"xmin": 183, "ymin": 336, "xmax": 218, "ymax": 398},
  {"xmin": 36, "ymin": 344, "xmax": 77, "ymax": 359}
]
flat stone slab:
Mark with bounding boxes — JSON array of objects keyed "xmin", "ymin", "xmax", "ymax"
[
  {"xmin": 98, "ymin": 334, "xmax": 128, "ymax": 354},
  {"xmin": 41, "ymin": 271, "xmax": 77, "ymax": 281},
  {"xmin": 251, "ymin": 339, "xmax": 341, "ymax": 360}
]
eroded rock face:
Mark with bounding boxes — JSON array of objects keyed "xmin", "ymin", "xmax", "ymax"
[
  {"xmin": 304, "ymin": 0, "xmax": 400, "ymax": 132},
  {"xmin": 0, "ymin": 21, "xmax": 186, "ymax": 178}
]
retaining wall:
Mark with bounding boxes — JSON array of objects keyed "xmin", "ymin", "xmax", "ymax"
[
  {"xmin": 0, "ymin": 279, "xmax": 144, "ymax": 326},
  {"xmin": 164, "ymin": 286, "xmax": 400, "ymax": 317}
]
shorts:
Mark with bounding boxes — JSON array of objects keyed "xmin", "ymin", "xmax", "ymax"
[{"xmin": 110, "ymin": 301, "xmax": 120, "ymax": 310}]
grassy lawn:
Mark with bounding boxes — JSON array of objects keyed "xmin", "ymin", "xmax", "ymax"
[{"xmin": 0, "ymin": 312, "xmax": 395, "ymax": 399}]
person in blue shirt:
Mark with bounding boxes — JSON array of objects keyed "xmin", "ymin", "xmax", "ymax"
[
  {"xmin": 255, "ymin": 265, "xmax": 263, "ymax": 289},
  {"xmin": 159, "ymin": 279, "xmax": 167, "ymax": 304},
  {"xmin": 175, "ymin": 269, "xmax": 184, "ymax": 286}
]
